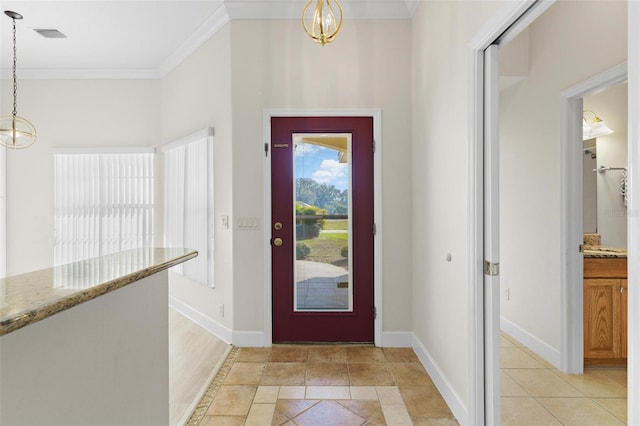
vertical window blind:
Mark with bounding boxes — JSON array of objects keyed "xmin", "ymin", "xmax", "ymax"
[
  {"xmin": 53, "ymin": 149, "xmax": 155, "ymax": 267},
  {"xmin": 163, "ymin": 128, "xmax": 214, "ymax": 287}
]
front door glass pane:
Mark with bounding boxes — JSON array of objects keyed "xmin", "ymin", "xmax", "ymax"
[{"xmin": 293, "ymin": 134, "xmax": 352, "ymax": 312}]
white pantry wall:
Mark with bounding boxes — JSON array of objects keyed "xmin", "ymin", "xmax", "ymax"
[
  {"xmin": 410, "ymin": 0, "xmax": 505, "ymax": 419},
  {"xmin": 228, "ymin": 19, "xmax": 413, "ymax": 337},
  {"xmin": 160, "ymin": 25, "xmax": 234, "ymax": 334},
  {"xmin": 1, "ymin": 79, "xmax": 161, "ymax": 276},
  {"xmin": 499, "ymin": 1, "xmax": 627, "ymax": 354}
]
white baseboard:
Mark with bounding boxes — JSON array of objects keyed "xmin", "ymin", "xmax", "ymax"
[
  {"xmin": 169, "ymin": 296, "xmax": 232, "ymax": 344},
  {"xmin": 177, "ymin": 345, "xmax": 232, "ymax": 426},
  {"xmin": 412, "ymin": 334, "xmax": 467, "ymax": 425},
  {"xmin": 232, "ymin": 331, "xmax": 268, "ymax": 347},
  {"xmin": 500, "ymin": 316, "xmax": 561, "ymax": 369},
  {"xmin": 380, "ymin": 331, "xmax": 413, "ymax": 347}
]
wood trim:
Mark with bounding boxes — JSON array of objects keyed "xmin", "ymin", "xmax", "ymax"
[
  {"xmin": 584, "ymin": 358, "xmax": 627, "ymax": 366},
  {"xmin": 584, "ymin": 258, "xmax": 627, "ymax": 278}
]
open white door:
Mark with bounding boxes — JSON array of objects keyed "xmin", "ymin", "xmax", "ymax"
[{"xmin": 483, "ymin": 43, "xmax": 501, "ymax": 425}]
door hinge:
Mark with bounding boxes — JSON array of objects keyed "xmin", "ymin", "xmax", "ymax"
[
  {"xmin": 264, "ymin": 143, "xmax": 269, "ymax": 157},
  {"xmin": 372, "ymin": 223, "xmax": 377, "ymax": 236},
  {"xmin": 484, "ymin": 261, "xmax": 500, "ymax": 276},
  {"xmin": 373, "ymin": 140, "xmax": 376, "ymax": 153},
  {"xmin": 373, "ymin": 306, "xmax": 377, "ymax": 320},
  {"xmin": 579, "ymin": 244, "xmax": 584, "ymax": 253}
]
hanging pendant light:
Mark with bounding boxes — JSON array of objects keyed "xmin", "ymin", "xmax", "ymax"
[
  {"xmin": 0, "ymin": 10, "xmax": 37, "ymax": 149},
  {"xmin": 582, "ymin": 110, "xmax": 613, "ymax": 141},
  {"xmin": 302, "ymin": 0, "xmax": 343, "ymax": 46}
]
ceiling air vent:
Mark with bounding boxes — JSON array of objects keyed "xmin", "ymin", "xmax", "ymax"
[{"xmin": 33, "ymin": 28, "xmax": 67, "ymax": 39}]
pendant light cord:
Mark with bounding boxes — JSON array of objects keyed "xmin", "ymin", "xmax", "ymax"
[
  {"xmin": 12, "ymin": 16, "xmax": 18, "ymax": 118},
  {"xmin": 1, "ymin": 10, "xmax": 36, "ymax": 149}
]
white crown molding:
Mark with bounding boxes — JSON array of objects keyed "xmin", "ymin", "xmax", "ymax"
[
  {"xmin": 404, "ymin": 0, "xmax": 420, "ymax": 17},
  {"xmin": 225, "ymin": 0, "xmax": 301, "ymax": 19},
  {"xmin": 0, "ymin": 0, "xmax": 414, "ymax": 80},
  {"xmin": 225, "ymin": 0, "xmax": 414, "ymax": 20},
  {"xmin": 156, "ymin": 3, "xmax": 231, "ymax": 78}
]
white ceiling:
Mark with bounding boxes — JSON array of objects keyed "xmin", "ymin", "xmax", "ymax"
[{"xmin": 0, "ymin": 0, "xmax": 417, "ymax": 79}]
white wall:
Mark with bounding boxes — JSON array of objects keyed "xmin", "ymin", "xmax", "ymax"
[
  {"xmin": 1, "ymin": 79, "xmax": 161, "ymax": 276},
  {"xmin": 1, "ymin": 26, "xmax": 235, "ymax": 336},
  {"xmin": 160, "ymin": 26, "xmax": 234, "ymax": 334},
  {"xmin": 499, "ymin": 1, "xmax": 627, "ymax": 352},
  {"xmin": 585, "ymin": 83, "xmax": 628, "ymax": 249},
  {"xmin": 411, "ymin": 0, "xmax": 505, "ymax": 417},
  {"xmin": 2, "ymin": 18, "xmax": 413, "ymax": 345},
  {"xmin": 229, "ymin": 19, "xmax": 413, "ymax": 336}
]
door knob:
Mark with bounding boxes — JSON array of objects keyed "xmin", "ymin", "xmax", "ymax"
[
  {"xmin": 273, "ymin": 238, "xmax": 283, "ymax": 247},
  {"xmin": 274, "ymin": 222, "xmax": 283, "ymax": 230}
]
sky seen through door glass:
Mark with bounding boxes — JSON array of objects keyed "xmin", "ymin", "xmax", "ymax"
[{"xmin": 295, "ymin": 143, "xmax": 348, "ymax": 190}]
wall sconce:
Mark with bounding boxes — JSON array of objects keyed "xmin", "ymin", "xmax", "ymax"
[
  {"xmin": 0, "ymin": 11, "xmax": 37, "ymax": 149},
  {"xmin": 302, "ymin": 0, "xmax": 343, "ymax": 46},
  {"xmin": 583, "ymin": 110, "xmax": 613, "ymax": 141}
]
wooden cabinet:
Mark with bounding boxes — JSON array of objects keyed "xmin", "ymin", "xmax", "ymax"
[{"xmin": 584, "ymin": 258, "xmax": 627, "ymax": 365}]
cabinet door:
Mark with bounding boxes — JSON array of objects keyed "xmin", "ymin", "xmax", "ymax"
[
  {"xmin": 584, "ymin": 279, "xmax": 619, "ymax": 359},
  {"xmin": 619, "ymin": 279, "xmax": 627, "ymax": 358}
]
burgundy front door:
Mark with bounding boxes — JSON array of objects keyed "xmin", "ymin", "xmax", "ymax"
[{"xmin": 271, "ymin": 116, "xmax": 374, "ymax": 342}]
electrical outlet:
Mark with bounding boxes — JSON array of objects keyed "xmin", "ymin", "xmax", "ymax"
[{"xmin": 219, "ymin": 304, "xmax": 224, "ymax": 317}]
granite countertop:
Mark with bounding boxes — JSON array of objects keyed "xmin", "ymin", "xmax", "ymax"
[
  {"xmin": 0, "ymin": 248, "xmax": 197, "ymax": 336},
  {"xmin": 582, "ymin": 245, "xmax": 627, "ymax": 259}
]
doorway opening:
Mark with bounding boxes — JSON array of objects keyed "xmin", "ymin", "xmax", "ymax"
[{"xmin": 580, "ymin": 80, "xmax": 628, "ymax": 369}]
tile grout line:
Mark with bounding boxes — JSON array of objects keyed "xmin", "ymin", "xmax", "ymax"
[
  {"xmin": 191, "ymin": 346, "xmax": 458, "ymax": 425},
  {"xmin": 502, "ymin": 333, "xmax": 628, "ymax": 425},
  {"xmin": 502, "ymin": 343, "xmax": 567, "ymax": 424},
  {"xmin": 589, "ymin": 396, "xmax": 627, "ymax": 424}
]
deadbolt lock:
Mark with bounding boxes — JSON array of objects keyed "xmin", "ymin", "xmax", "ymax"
[
  {"xmin": 273, "ymin": 238, "xmax": 283, "ymax": 247},
  {"xmin": 274, "ymin": 222, "xmax": 283, "ymax": 230}
]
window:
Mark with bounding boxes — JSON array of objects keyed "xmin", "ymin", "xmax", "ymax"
[
  {"xmin": 53, "ymin": 149, "xmax": 155, "ymax": 266},
  {"xmin": 162, "ymin": 128, "xmax": 214, "ymax": 287}
]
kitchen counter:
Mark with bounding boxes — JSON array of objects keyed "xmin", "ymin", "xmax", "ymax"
[
  {"xmin": 582, "ymin": 245, "xmax": 627, "ymax": 258},
  {"xmin": 0, "ymin": 247, "xmax": 197, "ymax": 426},
  {"xmin": 0, "ymin": 247, "xmax": 197, "ymax": 336}
]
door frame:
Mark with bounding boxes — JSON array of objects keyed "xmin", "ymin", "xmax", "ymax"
[
  {"xmin": 468, "ymin": 2, "xmax": 556, "ymax": 422},
  {"xmin": 263, "ymin": 109, "xmax": 382, "ymax": 346},
  {"xmin": 482, "ymin": 44, "xmax": 501, "ymax": 426},
  {"xmin": 559, "ymin": 62, "xmax": 627, "ymax": 375},
  {"xmin": 470, "ymin": 1, "xmax": 639, "ymax": 425}
]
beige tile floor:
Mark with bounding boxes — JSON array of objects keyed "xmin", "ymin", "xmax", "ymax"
[
  {"xmin": 189, "ymin": 345, "xmax": 458, "ymax": 425},
  {"xmin": 500, "ymin": 332, "xmax": 627, "ymax": 425},
  {"xmin": 172, "ymin": 314, "xmax": 628, "ymax": 425}
]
